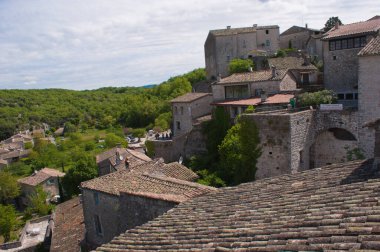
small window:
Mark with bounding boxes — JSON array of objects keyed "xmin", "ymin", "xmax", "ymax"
[
  {"xmin": 180, "ymin": 107, "xmax": 183, "ymax": 115},
  {"xmin": 354, "ymin": 37, "xmax": 360, "ymax": 48},
  {"xmin": 337, "ymin": 93, "xmax": 345, "ymax": 100},
  {"xmin": 360, "ymin": 37, "xmax": 366, "ymax": 47},
  {"xmin": 335, "ymin": 40, "xmax": 341, "ymax": 50},
  {"xmin": 255, "ymin": 89, "xmax": 263, "ymax": 97},
  {"xmin": 266, "ymin": 29, "xmax": 269, "ymax": 34},
  {"xmin": 329, "ymin": 41, "xmax": 335, "ymax": 51},
  {"xmin": 226, "ymin": 55, "xmax": 230, "ymax": 62},
  {"xmin": 354, "ymin": 93, "xmax": 358, "ymax": 100},
  {"xmin": 333, "ymin": 55, "xmax": 337, "ymax": 60},
  {"xmin": 94, "ymin": 215, "xmax": 103, "ymax": 235},
  {"xmin": 302, "ymin": 73, "xmax": 310, "ymax": 85},
  {"xmin": 174, "ymin": 106, "xmax": 178, "ymax": 114},
  {"xmin": 94, "ymin": 192, "xmax": 99, "ymax": 205},
  {"xmin": 341, "ymin": 39, "xmax": 347, "ymax": 49},
  {"xmin": 346, "ymin": 93, "xmax": 354, "ymax": 100},
  {"xmin": 347, "ymin": 38, "xmax": 353, "ymax": 48},
  {"xmin": 266, "ymin": 39, "xmax": 270, "ymax": 47},
  {"xmin": 176, "ymin": 121, "xmax": 181, "ymax": 130}
]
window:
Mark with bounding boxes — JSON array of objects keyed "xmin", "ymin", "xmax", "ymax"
[
  {"xmin": 360, "ymin": 37, "xmax": 366, "ymax": 47},
  {"xmin": 329, "ymin": 36, "xmax": 366, "ymax": 51},
  {"xmin": 333, "ymin": 55, "xmax": 337, "ymax": 60},
  {"xmin": 46, "ymin": 178, "xmax": 55, "ymax": 185},
  {"xmin": 354, "ymin": 93, "xmax": 358, "ymax": 100},
  {"xmin": 180, "ymin": 107, "xmax": 183, "ymax": 115},
  {"xmin": 329, "ymin": 41, "xmax": 335, "ymax": 51},
  {"xmin": 302, "ymin": 73, "xmax": 310, "ymax": 85},
  {"xmin": 266, "ymin": 29, "xmax": 269, "ymax": 34},
  {"xmin": 341, "ymin": 39, "xmax": 347, "ymax": 49},
  {"xmin": 255, "ymin": 89, "xmax": 263, "ymax": 97},
  {"xmin": 225, "ymin": 85, "xmax": 249, "ymax": 99},
  {"xmin": 174, "ymin": 106, "xmax": 178, "ymax": 114},
  {"xmin": 94, "ymin": 215, "xmax": 103, "ymax": 235},
  {"xmin": 266, "ymin": 39, "xmax": 270, "ymax": 47},
  {"xmin": 347, "ymin": 38, "xmax": 353, "ymax": 48},
  {"xmin": 94, "ymin": 192, "xmax": 99, "ymax": 205},
  {"xmin": 335, "ymin": 40, "xmax": 341, "ymax": 50},
  {"xmin": 354, "ymin": 37, "xmax": 360, "ymax": 47},
  {"xmin": 345, "ymin": 93, "xmax": 354, "ymax": 100},
  {"xmin": 176, "ymin": 121, "xmax": 181, "ymax": 130},
  {"xmin": 226, "ymin": 55, "xmax": 230, "ymax": 62},
  {"xmin": 337, "ymin": 93, "xmax": 345, "ymax": 100}
]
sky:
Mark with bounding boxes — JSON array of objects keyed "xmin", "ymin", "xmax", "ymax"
[{"xmin": 0, "ymin": 0, "xmax": 379, "ymax": 90}]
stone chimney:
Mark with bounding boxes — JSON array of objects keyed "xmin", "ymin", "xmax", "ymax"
[
  {"xmin": 335, "ymin": 22, "xmax": 339, "ymax": 29},
  {"xmin": 217, "ymin": 73, "xmax": 222, "ymax": 82},
  {"xmin": 115, "ymin": 151, "xmax": 121, "ymax": 165},
  {"xmin": 271, "ymin": 65, "xmax": 277, "ymax": 78},
  {"xmin": 303, "ymin": 55, "xmax": 311, "ymax": 66},
  {"xmin": 305, "ymin": 23, "xmax": 308, "ymax": 29},
  {"xmin": 226, "ymin": 25, "xmax": 231, "ymax": 29},
  {"xmin": 261, "ymin": 91, "xmax": 267, "ymax": 103}
]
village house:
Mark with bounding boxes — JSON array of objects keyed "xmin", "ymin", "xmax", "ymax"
[
  {"xmin": 211, "ymin": 68, "xmax": 298, "ymax": 118},
  {"xmin": 322, "ymin": 16, "xmax": 380, "ymax": 107},
  {"xmin": 306, "ymin": 33, "xmax": 324, "ymax": 60},
  {"xmin": 96, "ymin": 146, "xmax": 151, "ymax": 176},
  {"xmin": 268, "ymin": 56, "xmax": 320, "ymax": 89},
  {"xmin": 18, "ymin": 168, "xmax": 65, "ymax": 207},
  {"xmin": 50, "ymin": 197, "xmax": 85, "ymax": 252},
  {"xmin": 97, "ymin": 157, "xmax": 380, "ymax": 251},
  {"xmin": 205, "ymin": 24, "xmax": 280, "ymax": 79},
  {"xmin": 171, "ymin": 92, "xmax": 212, "ymax": 137},
  {"xmin": 80, "ymin": 160, "xmax": 215, "ymax": 247},
  {"xmin": 280, "ymin": 24, "xmax": 322, "ymax": 51}
]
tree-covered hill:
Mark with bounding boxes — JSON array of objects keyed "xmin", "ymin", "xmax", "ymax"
[{"xmin": 0, "ymin": 68, "xmax": 206, "ymax": 140}]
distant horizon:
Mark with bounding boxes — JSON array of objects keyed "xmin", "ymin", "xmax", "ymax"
[{"xmin": 0, "ymin": 0, "xmax": 379, "ymax": 90}]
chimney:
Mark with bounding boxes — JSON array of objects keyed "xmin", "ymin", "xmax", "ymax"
[
  {"xmin": 226, "ymin": 25, "xmax": 231, "ymax": 29},
  {"xmin": 305, "ymin": 23, "xmax": 308, "ymax": 29},
  {"xmin": 335, "ymin": 22, "xmax": 339, "ymax": 29},
  {"xmin": 125, "ymin": 157, "xmax": 130, "ymax": 169},
  {"xmin": 115, "ymin": 151, "xmax": 121, "ymax": 165},
  {"xmin": 363, "ymin": 119, "xmax": 380, "ymax": 168},
  {"xmin": 303, "ymin": 55, "xmax": 311, "ymax": 66},
  {"xmin": 271, "ymin": 65, "xmax": 277, "ymax": 78},
  {"xmin": 261, "ymin": 91, "xmax": 267, "ymax": 103},
  {"xmin": 248, "ymin": 66, "xmax": 253, "ymax": 72},
  {"xmin": 217, "ymin": 73, "xmax": 222, "ymax": 82}
]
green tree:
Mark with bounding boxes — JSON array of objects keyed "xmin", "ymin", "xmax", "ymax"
[
  {"xmin": 218, "ymin": 117, "xmax": 261, "ymax": 185},
  {"xmin": 26, "ymin": 186, "xmax": 53, "ymax": 216},
  {"xmin": 297, "ymin": 90, "xmax": 336, "ymax": 107},
  {"xmin": 0, "ymin": 171, "xmax": 20, "ymax": 203},
  {"xmin": 154, "ymin": 112, "xmax": 172, "ymax": 131},
  {"xmin": 104, "ymin": 133, "xmax": 127, "ymax": 148},
  {"xmin": 228, "ymin": 59, "xmax": 254, "ymax": 74},
  {"xmin": 276, "ymin": 49, "xmax": 286, "ymax": 58},
  {"xmin": 63, "ymin": 122, "xmax": 77, "ymax": 135},
  {"xmin": 324, "ymin": 16, "xmax": 343, "ymax": 32},
  {"xmin": 62, "ymin": 155, "xmax": 97, "ymax": 197},
  {"xmin": 0, "ymin": 205, "xmax": 18, "ymax": 242}
]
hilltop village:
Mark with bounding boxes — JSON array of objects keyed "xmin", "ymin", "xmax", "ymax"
[{"xmin": 1, "ymin": 16, "xmax": 380, "ymax": 252}]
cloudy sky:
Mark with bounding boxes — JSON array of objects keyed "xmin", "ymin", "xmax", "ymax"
[{"xmin": 0, "ymin": 0, "xmax": 379, "ymax": 90}]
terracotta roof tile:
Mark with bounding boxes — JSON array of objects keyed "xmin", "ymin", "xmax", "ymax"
[
  {"xmin": 96, "ymin": 147, "xmax": 151, "ymax": 170},
  {"xmin": 97, "ymin": 159, "xmax": 380, "ymax": 251},
  {"xmin": 18, "ymin": 168, "xmax": 65, "ymax": 186},
  {"xmin": 170, "ymin": 93, "xmax": 211, "ymax": 103},
  {"xmin": 359, "ymin": 36, "xmax": 380, "ymax": 56},
  {"xmin": 50, "ymin": 197, "xmax": 84, "ymax": 252},
  {"xmin": 213, "ymin": 94, "xmax": 294, "ymax": 106},
  {"xmin": 323, "ymin": 19, "xmax": 380, "ymax": 40},
  {"xmin": 217, "ymin": 69, "xmax": 287, "ymax": 84},
  {"xmin": 268, "ymin": 57, "xmax": 318, "ymax": 70}
]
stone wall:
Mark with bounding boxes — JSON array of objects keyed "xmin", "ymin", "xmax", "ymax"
[
  {"xmin": 280, "ymin": 30, "xmax": 311, "ymax": 50},
  {"xmin": 82, "ymin": 189, "xmax": 120, "ymax": 247},
  {"xmin": 358, "ymin": 54, "xmax": 380, "ymax": 157},
  {"xmin": 119, "ymin": 193, "xmax": 177, "ymax": 231}
]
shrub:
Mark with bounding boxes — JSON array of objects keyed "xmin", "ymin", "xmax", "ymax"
[{"xmin": 228, "ymin": 59, "xmax": 254, "ymax": 74}]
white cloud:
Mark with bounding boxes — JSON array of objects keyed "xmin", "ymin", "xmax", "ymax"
[{"xmin": 0, "ymin": 0, "xmax": 379, "ymax": 89}]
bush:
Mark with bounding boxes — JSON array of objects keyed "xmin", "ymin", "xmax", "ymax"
[
  {"xmin": 228, "ymin": 59, "xmax": 254, "ymax": 74},
  {"xmin": 275, "ymin": 49, "xmax": 286, "ymax": 58},
  {"xmin": 245, "ymin": 105, "xmax": 255, "ymax": 114},
  {"xmin": 297, "ymin": 90, "xmax": 336, "ymax": 107}
]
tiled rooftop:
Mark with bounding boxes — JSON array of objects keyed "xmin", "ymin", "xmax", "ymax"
[
  {"xmin": 96, "ymin": 147, "xmax": 151, "ymax": 170},
  {"xmin": 323, "ymin": 18, "xmax": 380, "ymax": 40},
  {"xmin": 268, "ymin": 57, "xmax": 318, "ymax": 71},
  {"xmin": 98, "ymin": 159, "xmax": 380, "ymax": 251},
  {"xmin": 209, "ymin": 25, "xmax": 279, "ymax": 36},
  {"xmin": 18, "ymin": 168, "xmax": 65, "ymax": 186},
  {"xmin": 217, "ymin": 69, "xmax": 287, "ymax": 84},
  {"xmin": 170, "ymin": 92, "xmax": 211, "ymax": 103},
  {"xmin": 81, "ymin": 168, "xmax": 214, "ymax": 203},
  {"xmin": 359, "ymin": 36, "xmax": 380, "ymax": 56},
  {"xmin": 280, "ymin": 25, "xmax": 320, "ymax": 36},
  {"xmin": 50, "ymin": 197, "xmax": 84, "ymax": 252},
  {"xmin": 214, "ymin": 94, "xmax": 294, "ymax": 106}
]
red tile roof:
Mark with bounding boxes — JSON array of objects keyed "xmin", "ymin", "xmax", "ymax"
[
  {"xmin": 18, "ymin": 168, "xmax": 65, "ymax": 186},
  {"xmin": 213, "ymin": 94, "xmax": 294, "ymax": 106},
  {"xmin": 358, "ymin": 36, "xmax": 380, "ymax": 56},
  {"xmin": 170, "ymin": 93, "xmax": 211, "ymax": 103},
  {"xmin": 323, "ymin": 18, "xmax": 380, "ymax": 40},
  {"xmin": 50, "ymin": 197, "xmax": 84, "ymax": 252},
  {"xmin": 96, "ymin": 147, "xmax": 151, "ymax": 170}
]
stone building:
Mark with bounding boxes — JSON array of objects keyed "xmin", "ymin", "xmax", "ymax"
[
  {"xmin": 322, "ymin": 17, "xmax": 380, "ymax": 107},
  {"xmin": 96, "ymin": 147, "xmax": 151, "ymax": 176},
  {"xmin": 204, "ymin": 24, "xmax": 280, "ymax": 79},
  {"xmin": 358, "ymin": 35, "xmax": 380, "ymax": 158},
  {"xmin": 80, "ymin": 160, "xmax": 215, "ymax": 248},
  {"xmin": 171, "ymin": 92, "xmax": 212, "ymax": 137},
  {"xmin": 268, "ymin": 56, "xmax": 319, "ymax": 89},
  {"xmin": 280, "ymin": 25, "xmax": 322, "ymax": 51},
  {"xmin": 306, "ymin": 34, "xmax": 324, "ymax": 60},
  {"xmin": 18, "ymin": 168, "xmax": 65, "ymax": 206},
  {"xmin": 97, "ymin": 158, "xmax": 380, "ymax": 252}
]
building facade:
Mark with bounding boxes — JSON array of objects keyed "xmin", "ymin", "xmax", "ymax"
[
  {"xmin": 205, "ymin": 25, "xmax": 280, "ymax": 79},
  {"xmin": 280, "ymin": 25, "xmax": 321, "ymax": 50}
]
